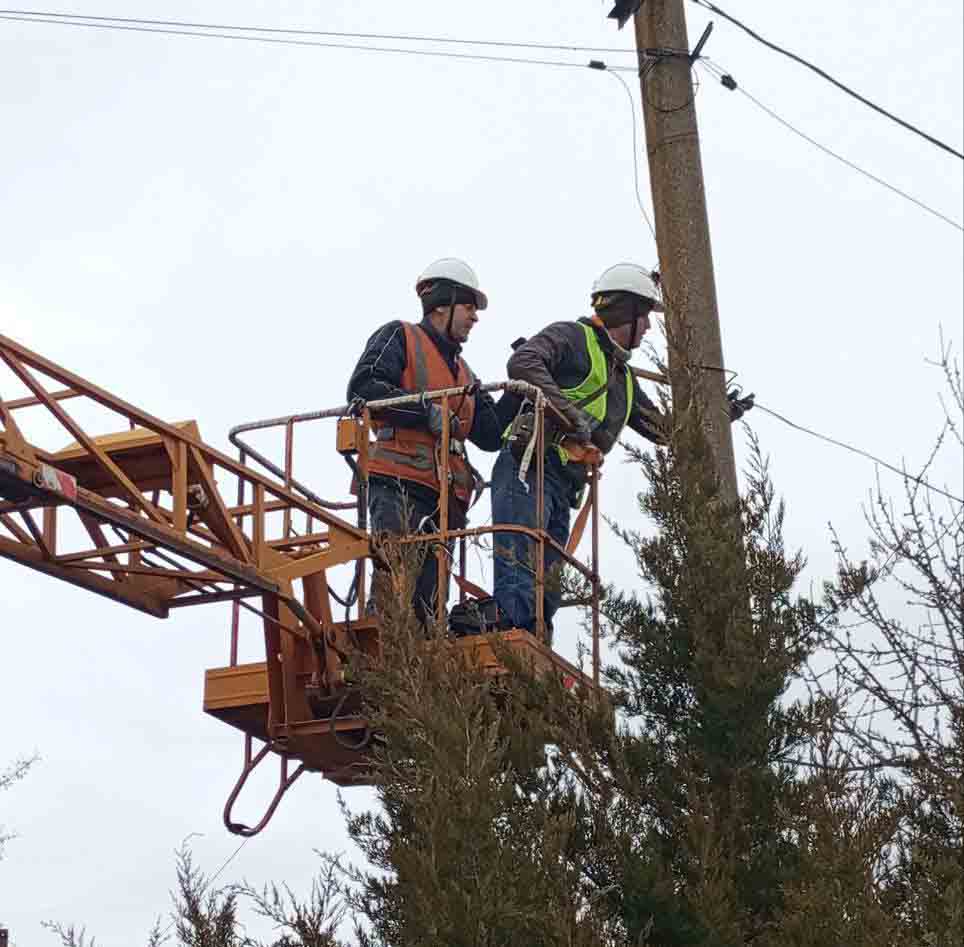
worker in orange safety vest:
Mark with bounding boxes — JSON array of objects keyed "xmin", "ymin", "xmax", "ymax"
[{"xmin": 347, "ymin": 258, "xmax": 513, "ymax": 625}]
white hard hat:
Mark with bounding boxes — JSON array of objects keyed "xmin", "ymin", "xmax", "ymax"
[
  {"xmin": 591, "ymin": 263, "xmax": 664, "ymax": 312},
  {"xmin": 415, "ymin": 257, "xmax": 488, "ymax": 310}
]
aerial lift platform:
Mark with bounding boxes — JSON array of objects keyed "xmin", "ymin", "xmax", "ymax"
[{"xmin": 0, "ymin": 333, "xmax": 604, "ymax": 835}]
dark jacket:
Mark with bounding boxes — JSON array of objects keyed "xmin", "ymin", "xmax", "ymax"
[
  {"xmin": 347, "ymin": 317, "xmax": 512, "ymax": 452},
  {"xmin": 507, "ymin": 318, "xmax": 666, "ymax": 457}
]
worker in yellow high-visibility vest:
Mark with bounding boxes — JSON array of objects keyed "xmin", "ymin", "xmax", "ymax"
[{"xmin": 492, "ymin": 263, "xmax": 753, "ymax": 638}]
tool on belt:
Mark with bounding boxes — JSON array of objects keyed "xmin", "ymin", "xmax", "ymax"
[
  {"xmin": 432, "ymin": 436, "xmax": 486, "ymax": 511},
  {"xmin": 505, "ymin": 378, "xmax": 609, "ymax": 466}
]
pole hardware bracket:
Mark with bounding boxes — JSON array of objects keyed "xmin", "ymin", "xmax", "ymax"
[
  {"xmin": 633, "ymin": 19, "xmax": 714, "ymax": 71},
  {"xmin": 638, "ymin": 21, "xmax": 713, "ymax": 66},
  {"xmin": 689, "ymin": 21, "xmax": 714, "ymax": 63}
]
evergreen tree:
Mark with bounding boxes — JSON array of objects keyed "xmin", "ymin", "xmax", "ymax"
[
  {"xmin": 580, "ymin": 393, "xmax": 826, "ymax": 943},
  {"xmin": 542, "ymin": 348, "xmax": 914, "ymax": 945},
  {"xmin": 0, "ymin": 754, "xmax": 36, "ymax": 861},
  {"xmin": 339, "ymin": 541, "xmax": 611, "ymax": 947},
  {"xmin": 42, "ymin": 356, "xmax": 961, "ymax": 945}
]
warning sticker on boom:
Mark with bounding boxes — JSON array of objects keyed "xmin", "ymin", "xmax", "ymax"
[{"xmin": 34, "ymin": 464, "xmax": 78, "ymax": 501}]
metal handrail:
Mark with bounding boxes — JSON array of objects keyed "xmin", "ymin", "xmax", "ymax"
[
  {"xmin": 226, "ymin": 378, "xmax": 600, "ymax": 680},
  {"xmin": 229, "ymin": 405, "xmax": 352, "ymax": 511},
  {"xmin": 225, "ymin": 382, "xmax": 561, "ymax": 510}
]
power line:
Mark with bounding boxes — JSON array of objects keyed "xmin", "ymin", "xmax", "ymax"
[
  {"xmin": 10, "ymin": 12, "xmax": 956, "ymax": 255},
  {"xmin": 0, "ymin": 8, "xmax": 643, "ymax": 59},
  {"xmin": 754, "ymin": 401, "xmax": 964, "ymax": 505},
  {"xmin": 0, "ymin": 12, "xmax": 639, "ymax": 70},
  {"xmin": 593, "ymin": 63, "xmax": 659, "ymax": 243},
  {"xmin": 699, "ymin": 59, "xmax": 964, "ymax": 233},
  {"xmin": 590, "ymin": 62, "xmax": 694, "ymax": 323},
  {"xmin": 157, "ymin": 837, "xmax": 251, "ymax": 939},
  {"xmin": 689, "ymin": 0, "xmax": 964, "ymax": 161},
  {"xmin": 0, "ymin": 11, "xmax": 662, "ymax": 237}
]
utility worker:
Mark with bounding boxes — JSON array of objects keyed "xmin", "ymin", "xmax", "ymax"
[
  {"xmin": 492, "ymin": 262, "xmax": 752, "ymax": 637},
  {"xmin": 348, "ymin": 258, "xmax": 509, "ymax": 625}
]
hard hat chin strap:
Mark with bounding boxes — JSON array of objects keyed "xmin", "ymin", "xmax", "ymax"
[
  {"xmin": 445, "ymin": 284, "xmax": 457, "ymax": 340},
  {"xmin": 629, "ymin": 313, "xmax": 643, "ymax": 350},
  {"xmin": 610, "ymin": 337, "xmax": 633, "ymax": 364},
  {"xmin": 591, "ymin": 314, "xmax": 633, "ymax": 363}
]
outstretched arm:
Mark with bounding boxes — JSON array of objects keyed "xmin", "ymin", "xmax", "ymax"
[
  {"xmin": 628, "ymin": 375, "xmax": 670, "ymax": 446},
  {"xmin": 626, "ymin": 377, "xmax": 754, "ymax": 444}
]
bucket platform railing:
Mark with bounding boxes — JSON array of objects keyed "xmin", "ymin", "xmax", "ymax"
[{"xmin": 227, "ymin": 380, "xmax": 603, "ymax": 678}]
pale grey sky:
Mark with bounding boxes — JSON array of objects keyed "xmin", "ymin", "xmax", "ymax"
[{"xmin": 1, "ymin": 1, "xmax": 962, "ymax": 942}]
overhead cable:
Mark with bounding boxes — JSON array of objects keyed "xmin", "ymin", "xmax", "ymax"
[
  {"xmin": 157, "ymin": 837, "xmax": 251, "ymax": 940},
  {"xmin": 689, "ymin": 0, "xmax": 964, "ymax": 161},
  {"xmin": 0, "ymin": 8, "xmax": 642, "ymax": 61},
  {"xmin": 754, "ymin": 401, "xmax": 963, "ymax": 505},
  {"xmin": 0, "ymin": 12, "xmax": 639, "ymax": 70},
  {"xmin": 590, "ymin": 61, "xmax": 659, "ymax": 244},
  {"xmin": 8, "ymin": 6, "xmax": 961, "ymax": 160},
  {"xmin": 699, "ymin": 60, "xmax": 964, "ymax": 233}
]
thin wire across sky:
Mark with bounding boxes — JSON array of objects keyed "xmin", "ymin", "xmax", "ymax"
[{"xmin": 2, "ymin": 5, "xmax": 961, "ymax": 502}]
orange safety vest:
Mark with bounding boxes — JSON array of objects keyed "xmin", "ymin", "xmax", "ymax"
[{"xmin": 368, "ymin": 323, "xmax": 478, "ymax": 506}]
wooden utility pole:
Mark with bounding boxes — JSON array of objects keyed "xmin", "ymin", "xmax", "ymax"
[{"xmin": 632, "ymin": 1, "xmax": 739, "ymax": 503}]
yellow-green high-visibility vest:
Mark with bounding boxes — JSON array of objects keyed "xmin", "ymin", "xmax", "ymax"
[{"xmin": 557, "ymin": 322, "xmax": 634, "ymax": 464}]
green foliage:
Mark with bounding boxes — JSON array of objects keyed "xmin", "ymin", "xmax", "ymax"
[
  {"xmin": 39, "ymin": 352, "xmax": 962, "ymax": 946},
  {"xmin": 579, "ymin": 388, "xmax": 828, "ymax": 943},
  {"xmin": 756, "ymin": 757, "xmax": 907, "ymax": 947},
  {"xmin": 40, "ymin": 922, "xmax": 101, "ymax": 947},
  {"xmin": 43, "ymin": 847, "xmax": 345, "ymax": 947},
  {"xmin": 232, "ymin": 862, "xmax": 347, "ymax": 947},
  {"xmin": 339, "ymin": 540, "xmax": 611, "ymax": 947},
  {"xmin": 0, "ymin": 754, "xmax": 37, "ymax": 860},
  {"xmin": 331, "ymin": 361, "xmax": 956, "ymax": 944},
  {"xmin": 172, "ymin": 846, "xmax": 249, "ymax": 947},
  {"xmin": 42, "ymin": 920, "xmax": 167, "ymax": 947},
  {"xmin": 890, "ymin": 769, "xmax": 964, "ymax": 946}
]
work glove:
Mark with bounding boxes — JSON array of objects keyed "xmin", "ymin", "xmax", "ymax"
[
  {"xmin": 565, "ymin": 414, "xmax": 594, "ymax": 444},
  {"xmin": 427, "ymin": 403, "xmax": 464, "ymax": 439},
  {"xmin": 561, "ymin": 437, "xmax": 604, "ymax": 467},
  {"xmin": 727, "ymin": 389, "xmax": 755, "ymax": 422}
]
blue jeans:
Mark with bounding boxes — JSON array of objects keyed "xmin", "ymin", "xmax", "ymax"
[
  {"xmin": 368, "ymin": 477, "xmax": 453, "ymax": 626},
  {"xmin": 491, "ymin": 448, "xmax": 572, "ymax": 636}
]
